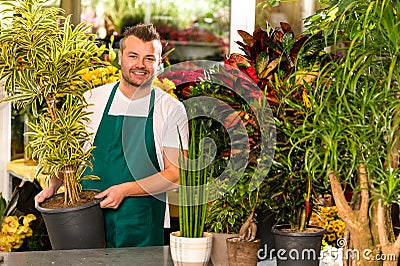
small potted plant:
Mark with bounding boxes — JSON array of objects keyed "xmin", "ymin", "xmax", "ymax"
[
  {"xmin": 223, "ymin": 168, "xmax": 263, "ymax": 266},
  {"xmin": 0, "ymin": 0, "xmax": 105, "ymax": 249},
  {"xmin": 169, "ymin": 121, "xmax": 214, "ymax": 266}
]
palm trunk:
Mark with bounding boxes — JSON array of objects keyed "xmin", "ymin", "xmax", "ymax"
[
  {"xmin": 329, "ymin": 167, "xmax": 380, "ymax": 266},
  {"xmin": 329, "ymin": 167, "xmax": 400, "ymax": 265}
]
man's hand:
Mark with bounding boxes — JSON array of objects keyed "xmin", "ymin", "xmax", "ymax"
[
  {"xmin": 34, "ymin": 187, "xmax": 56, "ymax": 207},
  {"xmin": 95, "ymin": 183, "xmax": 129, "ymax": 209}
]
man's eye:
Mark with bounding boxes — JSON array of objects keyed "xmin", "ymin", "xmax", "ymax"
[{"xmin": 145, "ymin": 58, "xmax": 155, "ymax": 62}]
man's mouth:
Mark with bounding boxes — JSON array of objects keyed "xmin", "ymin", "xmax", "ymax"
[{"xmin": 132, "ymin": 70, "xmax": 148, "ymax": 75}]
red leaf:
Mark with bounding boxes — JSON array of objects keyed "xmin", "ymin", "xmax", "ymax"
[
  {"xmin": 244, "ymin": 66, "xmax": 259, "ymax": 84},
  {"xmin": 237, "ymin": 30, "xmax": 256, "ymax": 47},
  {"xmin": 305, "ymin": 199, "xmax": 311, "ymax": 218},
  {"xmin": 280, "ymin": 22, "xmax": 292, "ymax": 33}
]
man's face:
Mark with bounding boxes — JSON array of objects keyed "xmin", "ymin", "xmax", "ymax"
[{"xmin": 118, "ymin": 35, "xmax": 162, "ymax": 88}]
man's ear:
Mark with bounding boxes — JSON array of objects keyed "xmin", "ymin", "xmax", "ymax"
[{"xmin": 118, "ymin": 50, "xmax": 122, "ymax": 65}]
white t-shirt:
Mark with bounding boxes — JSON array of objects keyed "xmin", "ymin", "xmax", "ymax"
[
  {"xmin": 83, "ymin": 81, "xmax": 189, "ymax": 169},
  {"xmin": 83, "ymin": 81, "xmax": 189, "ymax": 228}
]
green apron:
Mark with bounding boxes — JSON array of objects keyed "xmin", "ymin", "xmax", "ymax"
[{"xmin": 82, "ymin": 82, "xmax": 166, "ymax": 247}]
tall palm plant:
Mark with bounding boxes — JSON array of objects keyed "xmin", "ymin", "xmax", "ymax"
[
  {"xmin": 302, "ymin": 0, "xmax": 400, "ymax": 264},
  {"xmin": 0, "ymin": 0, "xmax": 104, "ymax": 206}
]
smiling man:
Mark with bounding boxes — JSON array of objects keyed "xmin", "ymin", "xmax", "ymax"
[{"xmin": 35, "ymin": 24, "xmax": 188, "ymax": 247}]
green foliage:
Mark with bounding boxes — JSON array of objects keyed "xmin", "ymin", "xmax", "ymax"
[
  {"xmin": 228, "ymin": 23, "xmax": 332, "ymax": 231},
  {"xmin": 25, "ymin": 95, "xmax": 95, "ymax": 181},
  {"xmin": 303, "ymin": 0, "xmax": 400, "ymax": 206},
  {"xmin": 0, "ymin": 0, "xmax": 103, "ymax": 114},
  {"xmin": 206, "ymin": 167, "xmax": 260, "ymax": 234},
  {"xmin": 0, "ymin": 193, "xmax": 7, "ymax": 218},
  {"xmin": 182, "ymin": 79, "xmax": 266, "ymax": 234},
  {"xmin": 0, "ymin": 0, "xmax": 105, "ymax": 205},
  {"xmin": 257, "ymin": 0, "xmax": 298, "ymax": 9}
]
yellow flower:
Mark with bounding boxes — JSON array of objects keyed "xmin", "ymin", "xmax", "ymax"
[
  {"xmin": 2, "ymin": 216, "xmax": 19, "ymax": 233},
  {"xmin": 327, "ymin": 233, "xmax": 336, "ymax": 242},
  {"xmin": 314, "ymin": 205, "xmax": 346, "ymax": 247},
  {"xmin": 0, "ymin": 214, "xmax": 36, "ymax": 252},
  {"xmin": 80, "ymin": 63, "xmax": 121, "ymax": 87},
  {"xmin": 321, "ymin": 207, "xmax": 330, "ymax": 213},
  {"xmin": 326, "ymin": 224, "xmax": 335, "ymax": 233},
  {"xmin": 24, "ymin": 214, "xmax": 36, "ymax": 225},
  {"xmin": 336, "ymin": 229, "xmax": 344, "ymax": 238},
  {"xmin": 109, "ymin": 49, "xmax": 116, "ymax": 62},
  {"xmin": 152, "ymin": 77, "xmax": 178, "ymax": 99}
]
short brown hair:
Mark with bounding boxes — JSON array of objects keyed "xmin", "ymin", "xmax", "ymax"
[{"xmin": 120, "ymin": 23, "xmax": 160, "ymax": 50}]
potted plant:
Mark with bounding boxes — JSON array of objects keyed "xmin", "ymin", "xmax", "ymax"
[
  {"xmin": 169, "ymin": 121, "xmax": 214, "ymax": 266},
  {"xmin": 205, "ymin": 163, "xmax": 268, "ymax": 266},
  {"xmin": 223, "ymin": 167, "xmax": 263, "ymax": 266},
  {"xmin": 0, "ymin": 0, "xmax": 106, "ymax": 249},
  {"xmin": 224, "ymin": 21, "xmax": 332, "ymax": 265},
  {"xmin": 300, "ymin": 0, "xmax": 400, "ymax": 265}
]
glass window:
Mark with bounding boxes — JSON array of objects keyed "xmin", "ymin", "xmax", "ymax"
[{"xmin": 80, "ymin": 0, "xmax": 230, "ymax": 63}]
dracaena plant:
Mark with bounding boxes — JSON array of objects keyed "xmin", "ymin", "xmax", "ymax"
[{"xmin": 0, "ymin": 0, "xmax": 104, "ymax": 206}]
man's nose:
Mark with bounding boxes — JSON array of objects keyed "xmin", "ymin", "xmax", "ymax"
[{"xmin": 135, "ymin": 59, "xmax": 145, "ymax": 68}]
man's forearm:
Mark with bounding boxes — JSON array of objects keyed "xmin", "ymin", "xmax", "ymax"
[{"xmin": 123, "ymin": 170, "xmax": 179, "ymax": 197}]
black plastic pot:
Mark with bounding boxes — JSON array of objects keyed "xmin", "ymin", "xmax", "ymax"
[
  {"xmin": 271, "ymin": 224, "xmax": 325, "ymax": 266},
  {"xmin": 256, "ymin": 210, "xmax": 276, "ymax": 255},
  {"xmin": 36, "ymin": 190, "xmax": 106, "ymax": 250}
]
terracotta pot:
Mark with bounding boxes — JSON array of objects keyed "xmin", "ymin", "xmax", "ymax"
[
  {"xmin": 226, "ymin": 237, "xmax": 261, "ymax": 266},
  {"xmin": 169, "ymin": 231, "xmax": 213, "ymax": 266},
  {"xmin": 210, "ymin": 233, "xmax": 239, "ymax": 266}
]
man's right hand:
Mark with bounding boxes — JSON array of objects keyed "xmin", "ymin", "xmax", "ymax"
[{"xmin": 34, "ymin": 174, "xmax": 64, "ymax": 206}]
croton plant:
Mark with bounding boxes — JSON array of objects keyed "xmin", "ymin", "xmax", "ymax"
[{"xmin": 223, "ymin": 22, "xmax": 331, "ymax": 232}]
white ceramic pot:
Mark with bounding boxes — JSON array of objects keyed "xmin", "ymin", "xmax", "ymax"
[{"xmin": 170, "ymin": 231, "xmax": 213, "ymax": 266}]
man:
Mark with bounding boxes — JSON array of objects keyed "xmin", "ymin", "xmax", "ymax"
[{"xmin": 35, "ymin": 24, "xmax": 188, "ymax": 247}]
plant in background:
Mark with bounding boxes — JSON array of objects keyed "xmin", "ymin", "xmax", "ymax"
[
  {"xmin": 0, "ymin": 193, "xmax": 39, "ymax": 252},
  {"xmin": 310, "ymin": 206, "xmax": 345, "ymax": 248},
  {"xmin": 157, "ymin": 26, "xmax": 223, "ymax": 44},
  {"xmin": 206, "ymin": 167, "xmax": 261, "ymax": 234},
  {"xmin": 301, "ymin": 0, "xmax": 400, "ymax": 263},
  {"xmin": 79, "ymin": 63, "xmax": 121, "ymax": 87},
  {"xmin": 224, "ymin": 22, "xmax": 331, "ymax": 232},
  {"xmin": 152, "ymin": 77, "xmax": 178, "ymax": 99},
  {"xmin": 257, "ymin": 0, "xmax": 297, "ymax": 9},
  {"xmin": 0, "ymin": 0, "xmax": 104, "ymax": 206},
  {"xmin": 0, "ymin": 214, "xmax": 37, "ymax": 252},
  {"xmin": 159, "ymin": 64, "xmax": 267, "ymax": 234}
]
